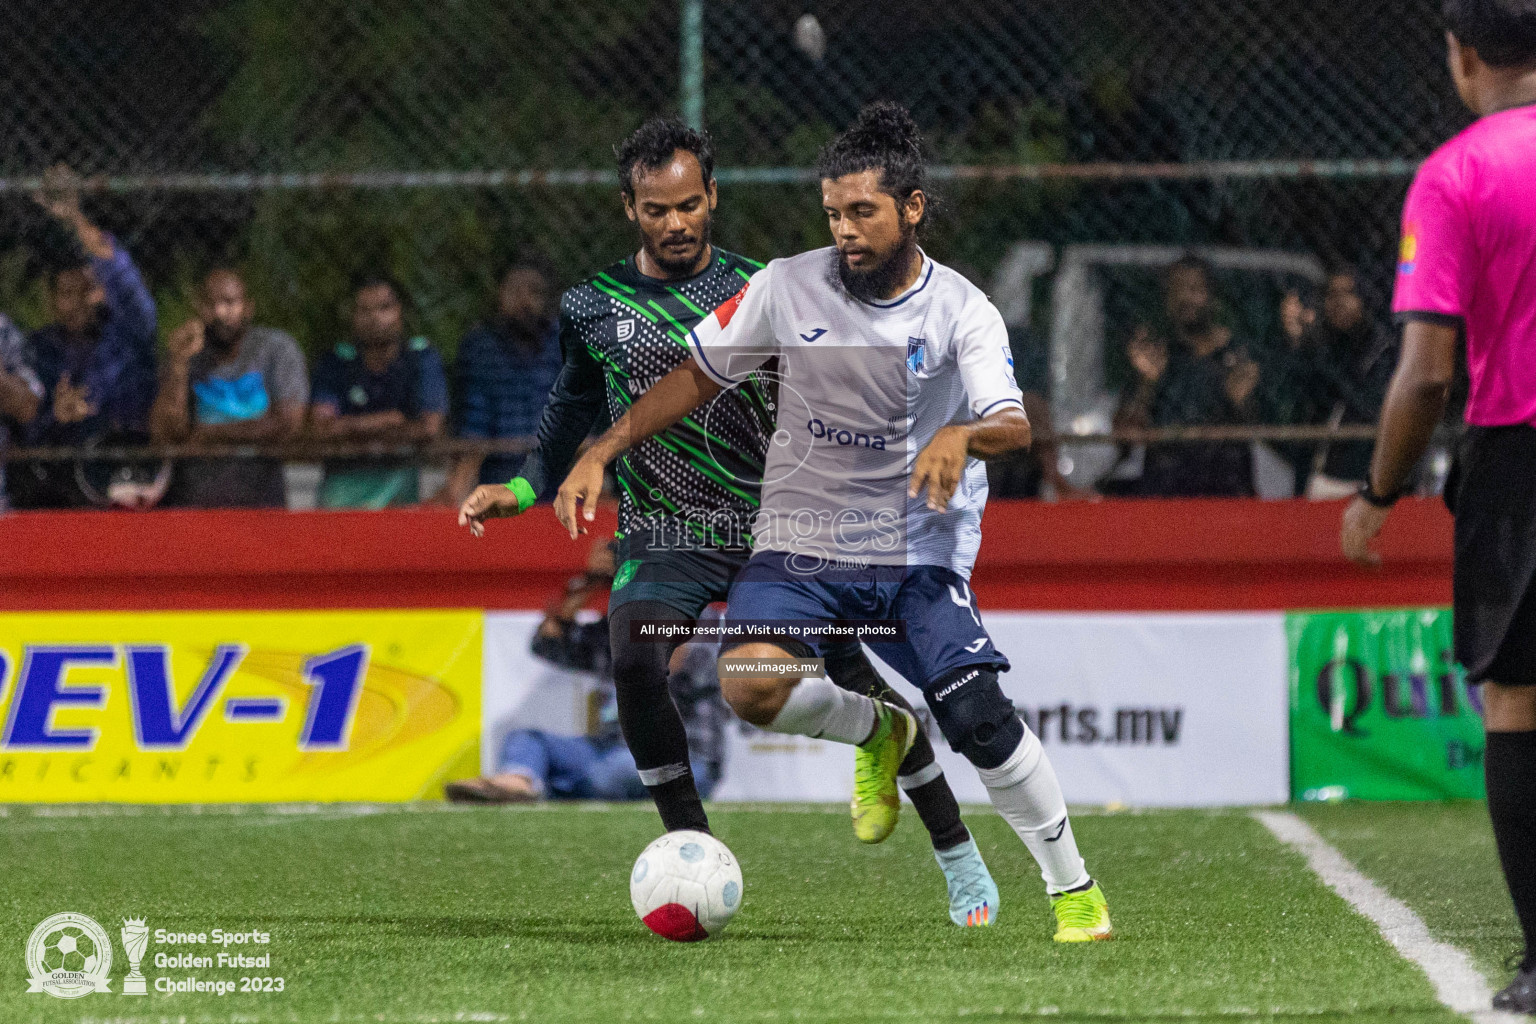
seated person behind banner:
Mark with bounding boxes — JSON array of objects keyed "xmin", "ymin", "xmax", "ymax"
[
  {"xmin": 309, "ymin": 273, "xmax": 447, "ymax": 509},
  {"xmin": 1113, "ymin": 254, "xmax": 1261, "ymax": 497},
  {"xmin": 0, "ymin": 312, "xmax": 43, "ymax": 513},
  {"xmin": 13, "ymin": 165, "xmax": 158, "ymax": 509},
  {"xmin": 149, "ymin": 268, "xmax": 309, "ymax": 508},
  {"xmin": 436, "ymin": 259, "xmax": 564, "ymax": 506},
  {"xmin": 446, "ymin": 544, "xmax": 726, "ymax": 803}
]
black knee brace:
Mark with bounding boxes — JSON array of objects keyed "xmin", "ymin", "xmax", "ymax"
[{"xmin": 926, "ymin": 666, "xmax": 1023, "ymax": 770}]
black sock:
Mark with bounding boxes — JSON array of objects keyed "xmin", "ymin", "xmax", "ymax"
[
  {"xmin": 1486, "ymin": 730, "xmax": 1536, "ymax": 967},
  {"xmin": 823, "ymin": 643, "xmax": 971, "ymax": 851},
  {"xmin": 609, "ymin": 602, "xmax": 709, "ymax": 835}
]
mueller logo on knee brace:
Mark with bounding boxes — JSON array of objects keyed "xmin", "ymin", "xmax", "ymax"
[{"xmin": 933, "ymin": 669, "xmax": 980, "ymax": 702}]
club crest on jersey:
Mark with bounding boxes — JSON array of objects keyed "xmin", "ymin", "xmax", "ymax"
[
  {"xmin": 906, "ymin": 337, "xmax": 926, "ymax": 375},
  {"xmin": 616, "ymin": 318, "xmax": 636, "ymax": 342}
]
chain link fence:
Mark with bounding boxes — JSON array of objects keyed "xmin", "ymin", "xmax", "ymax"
[{"xmin": 1, "ymin": 0, "xmax": 1461, "ymax": 407}]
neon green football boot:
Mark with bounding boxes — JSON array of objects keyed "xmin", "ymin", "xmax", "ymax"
[
  {"xmin": 1051, "ymin": 882, "xmax": 1113, "ymax": 942},
  {"xmin": 850, "ymin": 702, "xmax": 917, "ymax": 844}
]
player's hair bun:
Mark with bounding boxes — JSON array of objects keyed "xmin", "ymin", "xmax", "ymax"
[{"xmin": 846, "ymin": 101, "xmax": 924, "ymax": 159}]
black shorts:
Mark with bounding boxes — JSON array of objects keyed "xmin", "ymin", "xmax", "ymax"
[
  {"xmin": 609, "ymin": 535, "xmax": 749, "ymax": 621},
  {"xmin": 1447, "ymin": 424, "xmax": 1536, "ymax": 686}
]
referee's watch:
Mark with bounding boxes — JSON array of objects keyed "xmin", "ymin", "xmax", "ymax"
[{"xmin": 1357, "ymin": 479, "xmax": 1403, "ymax": 509}]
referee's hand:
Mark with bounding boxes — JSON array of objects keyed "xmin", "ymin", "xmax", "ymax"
[
  {"xmin": 458, "ymin": 485, "xmax": 522, "ymax": 539},
  {"xmin": 1341, "ymin": 496, "xmax": 1389, "ymax": 567}
]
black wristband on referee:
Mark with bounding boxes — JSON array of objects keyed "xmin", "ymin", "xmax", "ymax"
[{"xmin": 1358, "ymin": 479, "xmax": 1403, "ymax": 508}]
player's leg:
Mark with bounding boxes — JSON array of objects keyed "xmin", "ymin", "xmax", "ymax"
[
  {"xmin": 1483, "ymin": 677, "xmax": 1536, "ymax": 1011},
  {"xmin": 722, "ymin": 554, "xmax": 918, "ymax": 842},
  {"xmin": 607, "ymin": 599, "xmax": 711, "ymax": 833},
  {"xmin": 888, "ymin": 569, "xmax": 1110, "ymax": 941},
  {"xmin": 823, "ymin": 642, "xmax": 971, "ymax": 852}
]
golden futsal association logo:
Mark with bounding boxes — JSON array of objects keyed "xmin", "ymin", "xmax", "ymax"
[{"xmin": 25, "ymin": 912, "xmax": 114, "ymax": 999}]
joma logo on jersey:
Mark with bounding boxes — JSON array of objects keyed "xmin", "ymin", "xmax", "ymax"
[
  {"xmin": 805, "ymin": 419, "xmax": 888, "ymax": 449},
  {"xmin": 616, "ymin": 319, "xmax": 636, "ymax": 342}
]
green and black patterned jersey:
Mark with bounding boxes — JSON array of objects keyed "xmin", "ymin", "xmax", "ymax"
[{"xmin": 515, "ymin": 247, "xmax": 774, "ymax": 549}]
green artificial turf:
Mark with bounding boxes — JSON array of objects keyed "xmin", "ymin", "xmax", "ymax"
[
  {"xmin": 1299, "ymin": 800, "xmax": 1523, "ymax": 981},
  {"xmin": 0, "ymin": 803, "xmax": 1467, "ymax": 1023}
]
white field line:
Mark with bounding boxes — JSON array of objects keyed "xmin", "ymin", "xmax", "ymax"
[{"xmin": 1255, "ymin": 809, "xmax": 1523, "ymax": 1024}]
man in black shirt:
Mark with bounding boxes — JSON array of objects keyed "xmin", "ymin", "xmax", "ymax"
[{"xmin": 1114, "ymin": 255, "xmax": 1261, "ymax": 497}]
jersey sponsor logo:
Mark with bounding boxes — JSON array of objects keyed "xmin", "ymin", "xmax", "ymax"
[
  {"xmin": 798, "ymin": 328, "xmax": 827, "ymax": 343},
  {"xmin": 906, "ymin": 337, "xmax": 926, "ymax": 375},
  {"xmin": 617, "ymin": 318, "xmax": 636, "ymax": 342},
  {"xmin": 804, "ymin": 418, "xmax": 888, "ymax": 449}
]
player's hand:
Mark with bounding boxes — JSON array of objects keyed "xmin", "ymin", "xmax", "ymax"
[
  {"xmin": 457, "ymin": 484, "xmax": 523, "ymax": 539},
  {"xmin": 1341, "ymin": 495, "xmax": 1390, "ymax": 567},
  {"xmin": 166, "ymin": 319, "xmax": 205, "ymax": 365},
  {"xmin": 910, "ymin": 425, "xmax": 970, "ymax": 512},
  {"xmin": 554, "ymin": 455, "xmax": 605, "ymax": 539},
  {"xmin": 1127, "ymin": 327, "xmax": 1168, "ymax": 384}
]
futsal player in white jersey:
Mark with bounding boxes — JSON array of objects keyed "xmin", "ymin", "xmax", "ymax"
[{"xmin": 556, "ymin": 102, "xmax": 1111, "ymax": 941}]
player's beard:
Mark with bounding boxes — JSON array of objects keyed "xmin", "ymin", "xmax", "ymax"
[
  {"xmin": 641, "ymin": 218, "xmax": 712, "ymax": 277},
  {"xmin": 836, "ymin": 222, "xmax": 918, "ymax": 304}
]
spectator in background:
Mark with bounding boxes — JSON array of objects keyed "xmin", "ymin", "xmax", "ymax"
[
  {"xmin": 149, "ymin": 268, "xmax": 309, "ymax": 508},
  {"xmin": 11, "ymin": 165, "xmax": 158, "ymax": 508},
  {"xmin": 0, "ymin": 313, "xmax": 44, "ymax": 512},
  {"xmin": 1114, "ymin": 254, "xmax": 1260, "ymax": 497},
  {"xmin": 1297, "ymin": 266, "xmax": 1397, "ymax": 498},
  {"xmin": 436, "ymin": 260, "xmax": 562, "ymax": 505},
  {"xmin": 310, "ymin": 273, "xmax": 447, "ymax": 509}
]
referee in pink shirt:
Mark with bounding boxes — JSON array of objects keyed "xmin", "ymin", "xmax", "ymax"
[{"xmin": 1342, "ymin": 1, "xmax": 1536, "ymax": 1011}]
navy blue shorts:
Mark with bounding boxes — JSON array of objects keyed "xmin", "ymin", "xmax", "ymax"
[{"xmin": 724, "ymin": 551, "xmax": 1009, "ymax": 696}]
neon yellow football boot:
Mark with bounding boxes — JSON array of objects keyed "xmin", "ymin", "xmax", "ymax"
[
  {"xmin": 1051, "ymin": 882, "xmax": 1113, "ymax": 942},
  {"xmin": 850, "ymin": 702, "xmax": 916, "ymax": 844}
]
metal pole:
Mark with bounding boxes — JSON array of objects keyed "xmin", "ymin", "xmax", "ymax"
[{"xmin": 680, "ymin": 0, "xmax": 704, "ymax": 129}]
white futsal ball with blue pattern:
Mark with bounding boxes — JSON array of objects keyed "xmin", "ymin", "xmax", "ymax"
[{"xmin": 629, "ymin": 830, "xmax": 743, "ymax": 941}]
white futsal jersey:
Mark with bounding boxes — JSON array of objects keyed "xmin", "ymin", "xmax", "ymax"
[{"xmin": 687, "ymin": 247, "xmax": 1023, "ymax": 577}]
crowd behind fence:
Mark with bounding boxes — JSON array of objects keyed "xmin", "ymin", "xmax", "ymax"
[{"xmin": 0, "ymin": 0, "xmax": 1468, "ymax": 511}]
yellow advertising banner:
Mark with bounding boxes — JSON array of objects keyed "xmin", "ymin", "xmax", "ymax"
[{"xmin": 0, "ymin": 610, "xmax": 481, "ymax": 802}]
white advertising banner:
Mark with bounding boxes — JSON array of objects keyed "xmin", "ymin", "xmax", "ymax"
[{"xmin": 483, "ymin": 611, "xmax": 1290, "ymax": 807}]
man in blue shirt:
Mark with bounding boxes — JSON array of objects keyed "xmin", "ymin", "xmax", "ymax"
[
  {"xmin": 437, "ymin": 261, "xmax": 563, "ymax": 505},
  {"xmin": 12, "ymin": 165, "xmax": 157, "ymax": 508},
  {"xmin": 310, "ymin": 273, "xmax": 448, "ymax": 509}
]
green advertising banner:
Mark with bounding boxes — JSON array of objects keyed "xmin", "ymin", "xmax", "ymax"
[{"xmin": 1288, "ymin": 609, "xmax": 1485, "ymax": 801}]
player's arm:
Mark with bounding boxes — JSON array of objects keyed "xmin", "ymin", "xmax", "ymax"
[
  {"xmin": 910, "ymin": 408, "xmax": 1032, "ymax": 512},
  {"xmin": 911, "ymin": 295, "xmax": 1030, "ymax": 511},
  {"xmin": 553, "ymin": 358, "xmax": 723, "ymax": 537},
  {"xmin": 1341, "ymin": 319, "xmax": 1457, "ymax": 565},
  {"xmin": 554, "ymin": 270, "xmax": 774, "ymax": 538},
  {"xmin": 459, "ymin": 304, "xmax": 605, "ymax": 535}
]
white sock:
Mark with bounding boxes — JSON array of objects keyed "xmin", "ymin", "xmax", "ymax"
[
  {"xmin": 765, "ymin": 676, "xmax": 877, "ymax": 745},
  {"xmin": 974, "ymin": 723, "xmax": 1091, "ymax": 893}
]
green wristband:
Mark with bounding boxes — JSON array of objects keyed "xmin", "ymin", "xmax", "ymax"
[{"xmin": 505, "ymin": 476, "xmax": 536, "ymax": 514}]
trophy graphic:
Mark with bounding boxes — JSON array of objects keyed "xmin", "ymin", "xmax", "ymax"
[{"xmin": 120, "ymin": 918, "xmax": 149, "ymax": 995}]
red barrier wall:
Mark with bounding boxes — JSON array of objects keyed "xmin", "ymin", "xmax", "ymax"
[
  {"xmin": 0, "ymin": 497, "xmax": 1449, "ymax": 614},
  {"xmin": 0, "ymin": 498, "xmax": 1451, "ymax": 612}
]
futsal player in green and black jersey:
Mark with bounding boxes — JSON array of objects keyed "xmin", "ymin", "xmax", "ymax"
[{"xmin": 460, "ymin": 120, "xmax": 997, "ymax": 925}]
